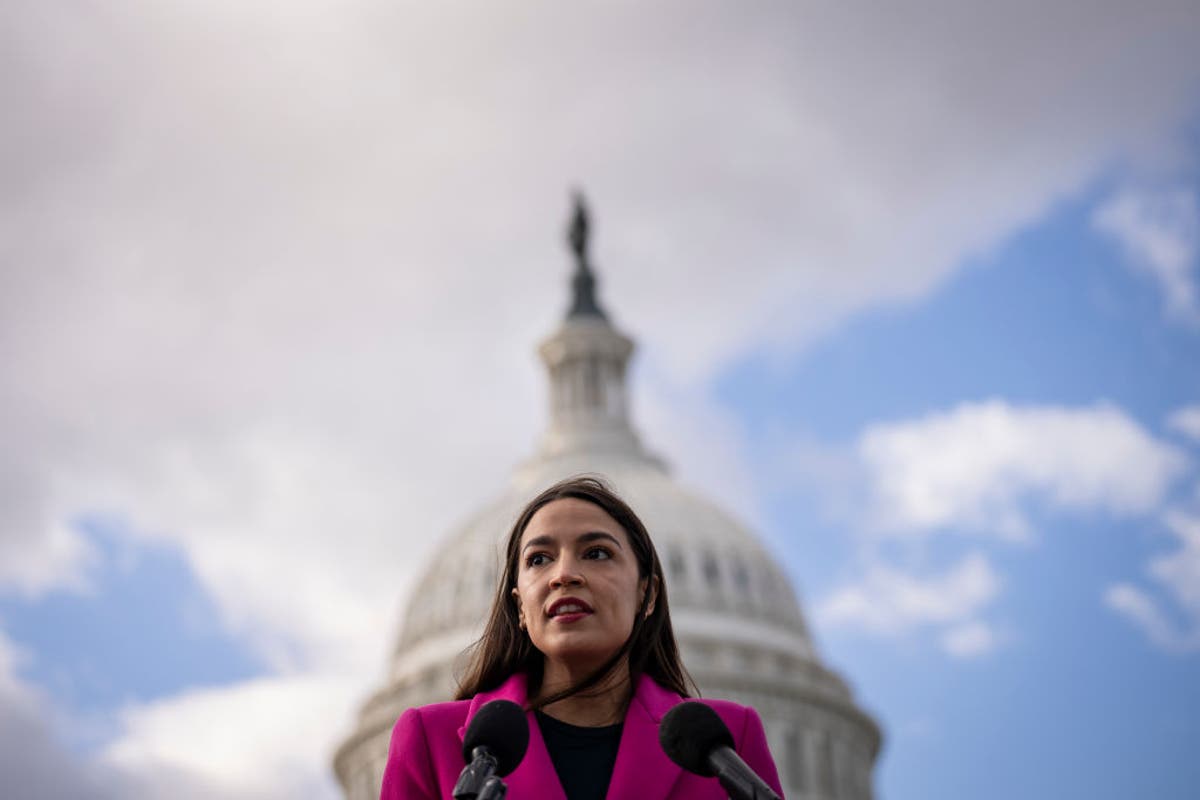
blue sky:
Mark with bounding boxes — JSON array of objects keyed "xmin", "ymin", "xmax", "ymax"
[
  {"xmin": 3, "ymin": 3, "xmax": 1200, "ymax": 799},
  {"xmin": 728, "ymin": 174, "xmax": 1200, "ymax": 798},
  {"xmin": 1, "ymin": 518, "xmax": 263, "ymax": 721}
]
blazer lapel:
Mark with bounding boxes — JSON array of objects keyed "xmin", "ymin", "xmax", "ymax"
[
  {"xmin": 456, "ymin": 674, "xmax": 567, "ymax": 800},
  {"xmin": 506, "ymin": 710, "xmax": 568, "ymax": 800},
  {"xmin": 604, "ymin": 675, "xmax": 683, "ymax": 800}
]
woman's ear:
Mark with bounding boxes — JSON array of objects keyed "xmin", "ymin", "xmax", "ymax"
[
  {"xmin": 511, "ymin": 587, "xmax": 526, "ymax": 629},
  {"xmin": 641, "ymin": 575, "xmax": 660, "ymax": 618}
]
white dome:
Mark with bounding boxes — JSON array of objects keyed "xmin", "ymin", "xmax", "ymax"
[
  {"xmin": 393, "ymin": 457, "xmax": 818, "ymax": 684},
  {"xmin": 334, "ymin": 203, "xmax": 881, "ymax": 800}
]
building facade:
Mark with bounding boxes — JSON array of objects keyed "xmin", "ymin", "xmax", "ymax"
[{"xmin": 333, "ymin": 198, "xmax": 882, "ymax": 799}]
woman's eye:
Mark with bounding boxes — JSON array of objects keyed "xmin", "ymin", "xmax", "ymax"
[
  {"xmin": 525, "ymin": 553, "xmax": 550, "ymax": 568},
  {"xmin": 584, "ymin": 547, "xmax": 612, "ymax": 560}
]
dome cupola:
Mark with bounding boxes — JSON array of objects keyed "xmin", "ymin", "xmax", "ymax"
[{"xmin": 535, "ymin": 192, "xmax": 659, "ymax": 467}]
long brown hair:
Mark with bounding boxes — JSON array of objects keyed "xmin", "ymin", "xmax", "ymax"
[{"xmin": 456, "ymin": 475, "xmax": 694, "ymax": 708}]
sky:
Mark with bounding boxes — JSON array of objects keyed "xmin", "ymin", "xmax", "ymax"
[{"xmin": 3, "ymin": 1, "xmax": 1200, "ymax": 798}]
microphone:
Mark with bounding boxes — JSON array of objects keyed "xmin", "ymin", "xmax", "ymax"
[
  {"xmin": 659, "ymin": 701, "xmax": 782, "ymax": 800},
  {"xmin": 453, "ymin": 699, "xmax": 530, "ymax": 800}
]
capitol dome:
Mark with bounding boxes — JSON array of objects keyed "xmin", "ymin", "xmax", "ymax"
[{"xmin": 333, "ymin": 197, "xmax": 882, "ymax": 799}]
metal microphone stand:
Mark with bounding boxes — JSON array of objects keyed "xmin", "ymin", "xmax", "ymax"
[
  {"xmin": 476, "ymin": 776, "xmax": 507, "ymax": 800},
  {"xmin": 454, "ymin": 747, "xmax": 510, "ymax": 800}
]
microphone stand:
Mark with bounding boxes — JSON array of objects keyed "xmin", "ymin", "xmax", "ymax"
[
  {"xmin": 476, "ymin": 776, "xmax": 507, "ymax": 800},
  {"xmin": 453, "ymin": 747, "xmax": 509, "ymax": 800}
]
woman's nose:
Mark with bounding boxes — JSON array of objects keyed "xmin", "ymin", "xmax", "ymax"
[{"xmin": 549, "ymin": 559, "xmax": 584, "ymax": 588}]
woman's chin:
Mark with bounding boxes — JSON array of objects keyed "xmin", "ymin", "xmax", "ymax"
[{"xmin": 542, "ymin": 642, "xmax": 623, "ymax": 674}]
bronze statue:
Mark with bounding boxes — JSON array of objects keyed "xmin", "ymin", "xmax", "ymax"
[
  {"xmin": 565, "ymin": 190, "xmax": 606, "ymax": 320},
  {"xmin": 568, "ymin": 190, "xmax": 590, "ymax": 268}
]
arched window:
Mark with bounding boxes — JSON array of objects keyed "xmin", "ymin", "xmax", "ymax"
[
  {"xmin": 703, "ymin": 552, "xmax": 720, "ymax": 584},
  {"xmin": 668, "ymin": 548, "xmax": 687, "ymax": 583},
  {"xmin": 732, "ymin": 558, "xmax": 750, "ymax": 593},
  {"xmin": 784, "ymin": 726, "xmax": 807, "ymax": 793},
  {"xmin": 817, "ymin": 733, "xmax": 835, "ymax": 796}
]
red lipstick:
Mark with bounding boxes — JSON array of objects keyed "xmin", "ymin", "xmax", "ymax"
[{"xmin": 547, "ymin": 597, "xmax": 594, "ymax": 623}]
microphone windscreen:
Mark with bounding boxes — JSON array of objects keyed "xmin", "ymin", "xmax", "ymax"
[
  {"xmin": 659, "ymin": 701, "xmax": 735, "ymax": 777},
  {"xmin": 461, "ymin": 699, "xmax": 530, "ymax": 777}
]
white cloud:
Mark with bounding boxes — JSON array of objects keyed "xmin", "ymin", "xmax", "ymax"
[
  {"xmin": 940, "ymin": 621, "xmax": 999, "ymax": 659},
  {"xmin": 0, "ymin": 620, "xmax": 359, "ymax": 800},
  {"xmin": 1093, "ymin": 187, "xmax": 1200, "ymax": 322},
  {"xmin": 857, "ymin": 400, "xmax": 1185, "ymax": 540},
  {"xmin": 0, "ymin": 509, "xmax": 95, "ymax": 598},
  {"xmin": 0, "ymin": 629, "xmax": 35, "ymax": 715},
  {"xmin": 817, "ymin": 552, "xmax": 1001, "ymax": 658},
  {"xmin": 810, "ymin": 399, "xmax": 1186, "ymax": 657},
  {"xmin": 1106, "ymin": 584, "xmax": 1180, "ymax": 649},
  {"xmin": 1107, "ymin": 508, "xmax": 1200, "ymax": 652},
  {"xmin": 102, "ymin": 673, "xmax": 360, "ymax": 800},
  {"xmin": 1154, "ymin": 511, "xmax": 1200, "ymax": 615},
  {"xmin": 1167, "ymin": 405, "xmax": 1200, "ymax": 443}
]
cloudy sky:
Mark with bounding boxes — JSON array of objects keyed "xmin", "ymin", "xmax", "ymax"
[{"xmin": 4, "ymin": 2, "xmax": 1200, "ymax": 798}]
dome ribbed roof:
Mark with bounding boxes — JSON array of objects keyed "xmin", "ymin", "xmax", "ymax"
[{"xmin": 394, "ymin": 458, "xmax": 816, "ymax": 666}]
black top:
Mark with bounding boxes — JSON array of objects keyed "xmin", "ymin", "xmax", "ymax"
[{"xmin": 535, "ymin": 710, "xmax": 624, "ymax": 800}]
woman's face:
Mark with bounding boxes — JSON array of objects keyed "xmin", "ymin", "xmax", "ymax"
[{"xmin": 512, "ymin": 498, "xmax": 654, "ymax": 675}]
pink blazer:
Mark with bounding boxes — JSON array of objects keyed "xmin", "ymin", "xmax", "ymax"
[{"xmin": 380, "ymin": 672, "xmax": 784, "ymax": 799}]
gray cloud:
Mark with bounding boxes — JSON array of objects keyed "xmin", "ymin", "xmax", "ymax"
[
  {"xmin": 0, "ymin": 632, "xmax": 113, "ymax": 800},
  {"xmin": 0, "ymin": 705, "xmax": 110, "ymax": 800}
]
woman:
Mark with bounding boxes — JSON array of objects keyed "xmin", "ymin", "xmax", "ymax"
[{"xmin": 380, "ymin": 476, "xmax": 784, "ymax": 799}]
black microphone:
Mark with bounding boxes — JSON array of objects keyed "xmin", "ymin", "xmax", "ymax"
[
  {"xmin": 453, "ymin": 699, "xmax": 530, "ymax": 800},
  {"xmin": 659, "ymin": 701, "xmax": 782, "ymax": 800}
]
